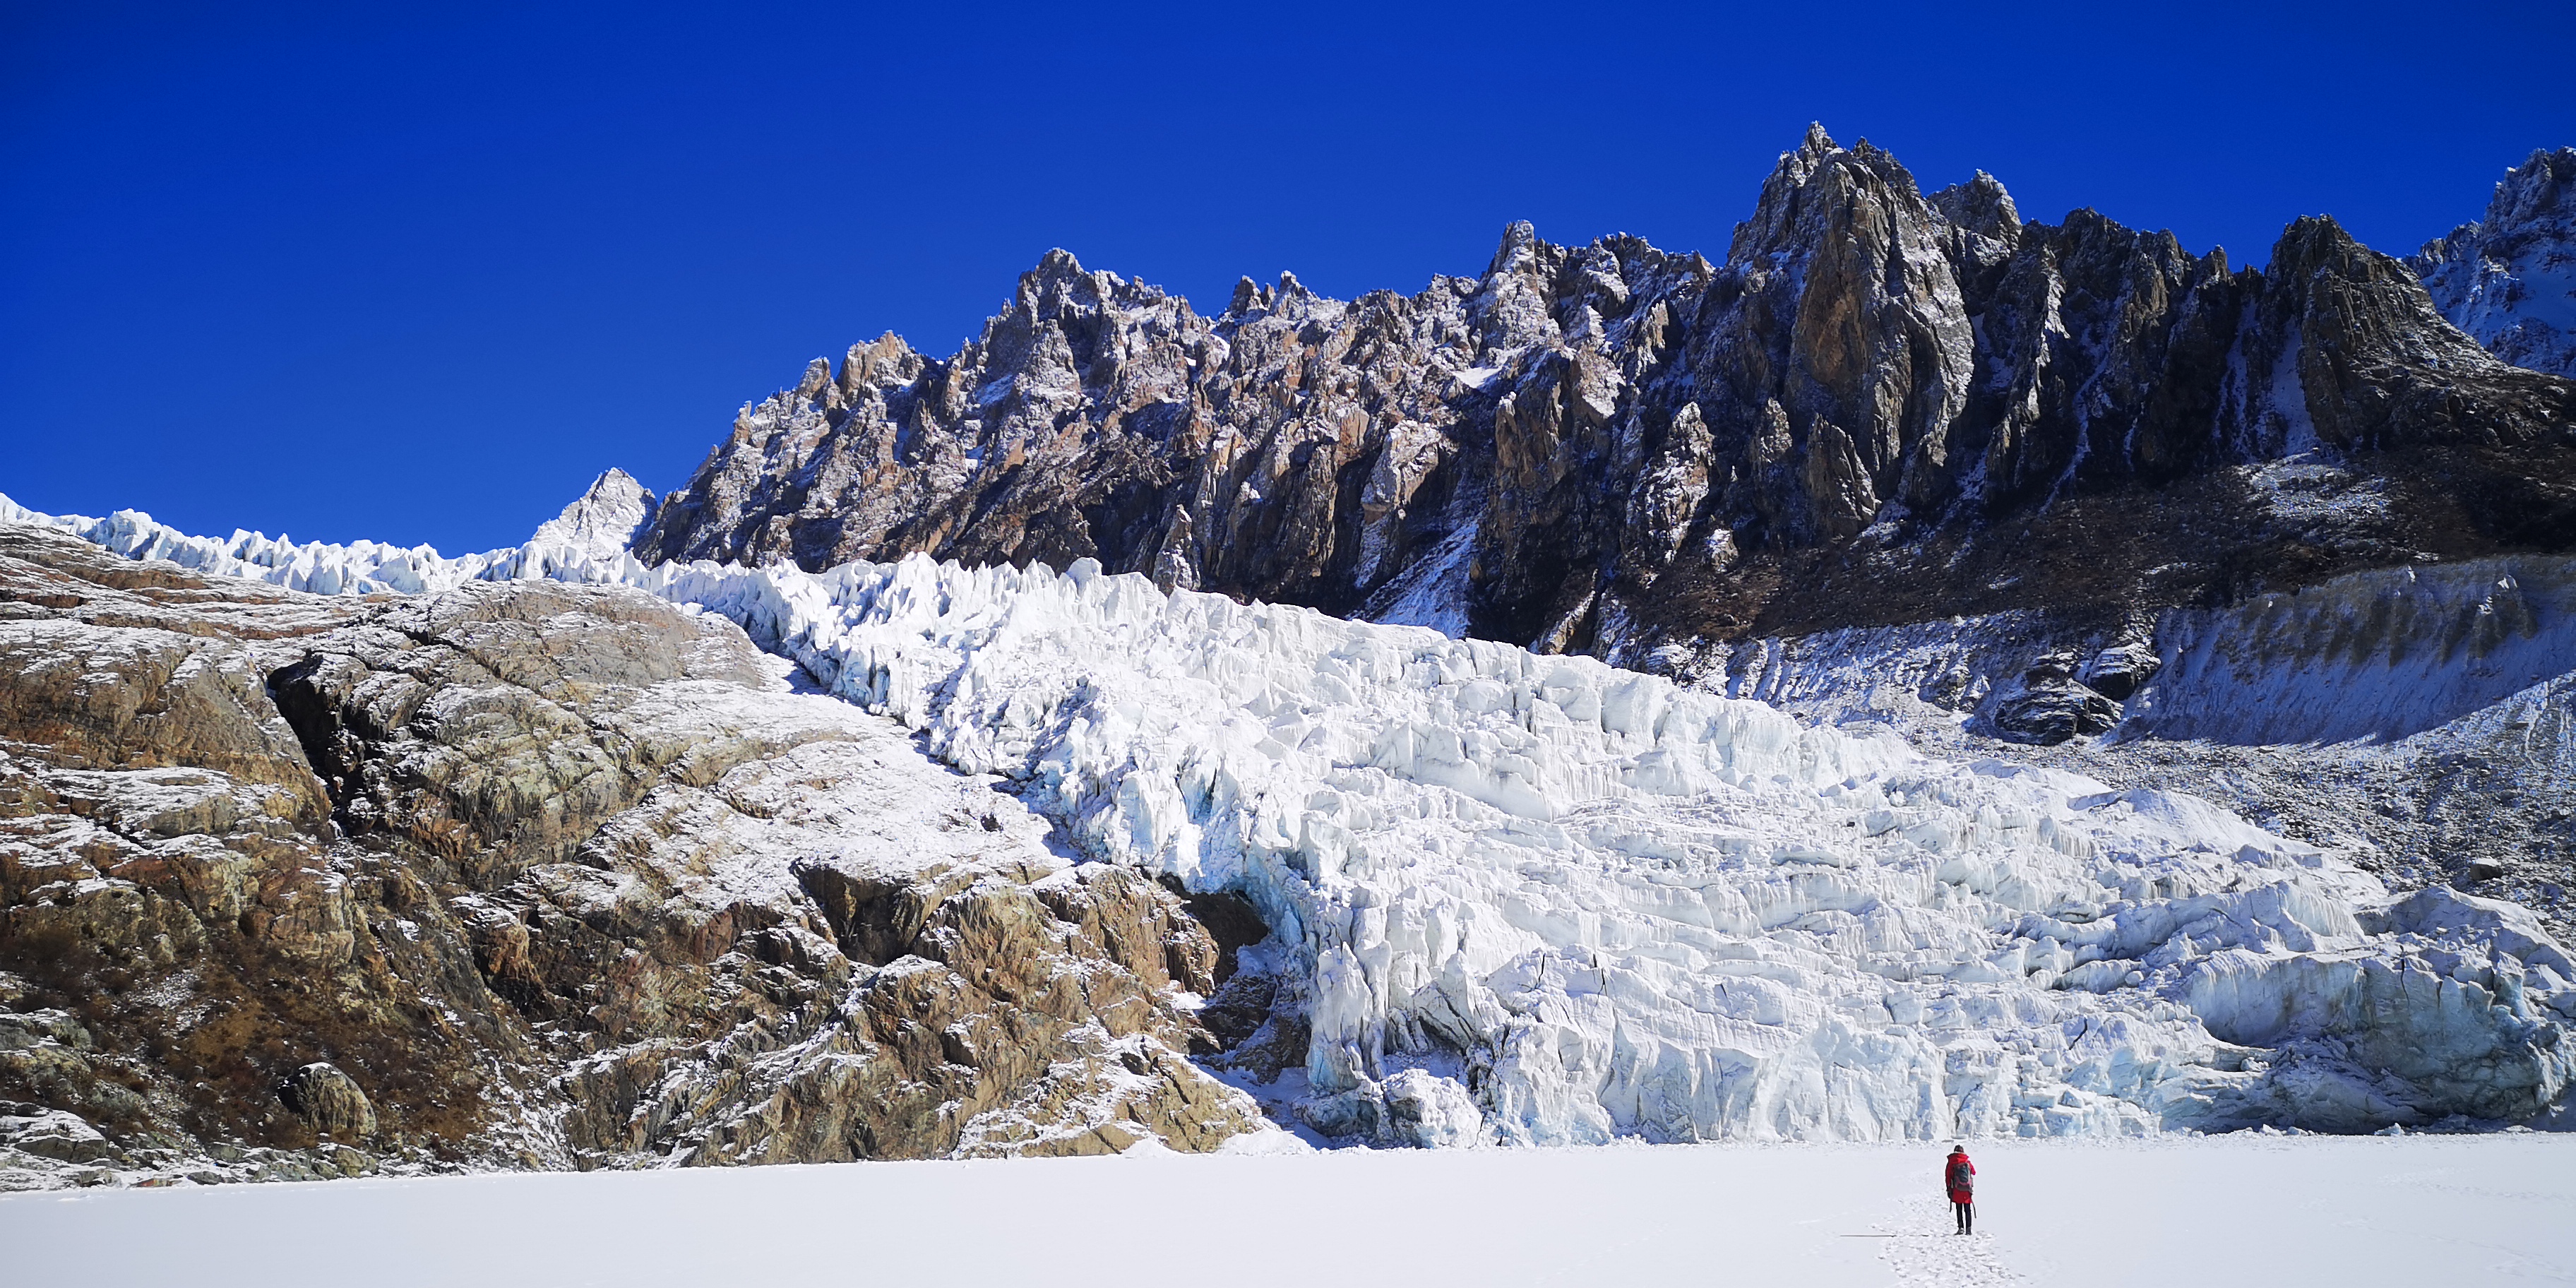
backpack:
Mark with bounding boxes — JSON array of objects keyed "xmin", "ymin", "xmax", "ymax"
[{"xmin": 1948, "ymin": 1157, "xmax": 1973, "ymax": 1194}]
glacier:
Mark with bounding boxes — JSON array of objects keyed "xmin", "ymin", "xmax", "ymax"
[
  {"xmin": 4, "ymin": 484, "xmax": 2572, "ymax": 1144},
  {"xmin": 0, "ymin": 470, "xmax": 654, "ymax": 597}
]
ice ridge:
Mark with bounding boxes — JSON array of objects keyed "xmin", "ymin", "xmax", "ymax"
[{"xmin": 0, "ymin": 471, "xmax": 653, "ymax": 597}]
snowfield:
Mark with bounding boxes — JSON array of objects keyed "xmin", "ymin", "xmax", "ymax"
[
  {"xmin": 6, "ymin": 489, "xmax": 2575, "ymax": 1148},
  {"xmin": 3, "ymin": 1134, "xmax": 2569, "ymax": 1287}
]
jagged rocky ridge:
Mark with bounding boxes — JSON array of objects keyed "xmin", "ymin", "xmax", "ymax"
[
  {"xmin": 2414, "ymin": 148, "xmax": 2576, "ymax": 380},
  {"xmin": 638, "ymin": 125, "xmax": 2576, "ymax": 663},
  {"xmin": 0, "ymin": 522, "xmax": 1277, "ymax": 1189}
]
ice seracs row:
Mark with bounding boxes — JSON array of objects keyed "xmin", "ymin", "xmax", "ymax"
[{"xmin": 0, "ymin": 470, "xmax": 655, "ymax": 597}]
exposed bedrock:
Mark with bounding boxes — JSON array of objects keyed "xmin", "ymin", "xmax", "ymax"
[
  {"xmin": 0, "ymin": 525, "xmax": 1265, "ymax": 1189},
  {"xmin": 638, "ymin": 126, "xmax": 2576, "ymax": 660}
]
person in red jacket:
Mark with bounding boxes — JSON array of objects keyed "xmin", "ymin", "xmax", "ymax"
[{"xmin": 1945, "ymin": 1146, "xmax": 1976, "ymax": 1234}]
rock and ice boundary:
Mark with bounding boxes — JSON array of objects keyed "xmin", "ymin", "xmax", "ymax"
[{"xmin": 7, "ymin": 490, "xmax": 2574, "ymax": 1143}]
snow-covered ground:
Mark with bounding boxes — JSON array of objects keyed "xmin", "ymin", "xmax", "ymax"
[{"xmin": 4, "ymin": 1134, "xmax": 2568, "ymax": 1287}]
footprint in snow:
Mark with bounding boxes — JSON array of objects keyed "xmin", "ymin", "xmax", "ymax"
[{"xmin": 1878, "ymin": 1193, "xmax": 2022, "ymax": 1287}]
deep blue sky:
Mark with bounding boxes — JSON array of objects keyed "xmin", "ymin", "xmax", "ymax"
[{"xmin": 6, "ymin": 1, "xmax": 2572, "ymax": 553}]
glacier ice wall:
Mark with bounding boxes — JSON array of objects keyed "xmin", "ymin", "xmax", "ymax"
[
  {"xmin": 2130, "ymin": 558, "xmax": 2576, "ymax": 746},
  {"xmin": 602, "ymin": 552, "xmax": 2576, "ymax": 1141},
  {"xmin": 8, "ymin": 491, "xmax": 2574, "ymax": 1142}
]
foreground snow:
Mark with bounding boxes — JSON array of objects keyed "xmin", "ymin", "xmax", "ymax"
[
  {"xmin": 4, "ymin": 1135, "xmax": 2568, "ymax": 1287},
  {"xmin": 6, "ymin": 488, "xmax": 2573, "ymax": 1145}
]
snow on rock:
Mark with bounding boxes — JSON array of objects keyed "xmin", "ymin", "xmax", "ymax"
[
  {"xmin": 2413, "ymin": 147, "xmax": 2576, "ymax": 378},
  {"xmin": 518, "ymin": 468, "xmax": 657, "ymax": 568},
  {"xmin": 585, "ymin": 551, "xmax": 2576, "ymax": 1142},
  {"xmin": 1640, "ymin": 554, "xmax": 2576, "ymax": 753}
]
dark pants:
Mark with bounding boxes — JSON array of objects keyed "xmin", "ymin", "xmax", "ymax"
[{"xmin": 1952, "ymin": 1200, "xmax": 1974, "ymax": 1233}]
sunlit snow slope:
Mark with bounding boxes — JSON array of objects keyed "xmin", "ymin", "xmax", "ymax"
[{"xmin": 7, "ymin": 489, "xmax": 2574, "ymax": 1144}]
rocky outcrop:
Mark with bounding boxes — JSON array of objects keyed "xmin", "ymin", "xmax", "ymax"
[
  {"xmin": 278, "ymin": 1063, "xmax": 376, "ymax": 1141},
  {"xmin": 2414, "ymin": 148, "xmax": 2576, "ymax": 378},
  {"xmin": 639, "ymin": 126, "xmax": 2576, "ymax": 662},
  {"xmin": 0, "ymin": 523, "xmax": 1270, "ymax": 1189}
]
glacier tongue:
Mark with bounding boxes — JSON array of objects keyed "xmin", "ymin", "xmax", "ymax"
[
  {"xmin": 595, "ymin": 552, "xmax": 2575, "ymax": 1142},
  {"xmin": 7, "ymin": 484, "xmax": 2574, "ymax": 1143}
]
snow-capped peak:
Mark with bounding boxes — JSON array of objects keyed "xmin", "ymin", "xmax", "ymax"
[
  {"xmin": 526, "ymin": 468, "xmax": 657, "ymax": 564},
  {"xmin": 2411, "ymin": 146, "xmax": 2576, "ymax": 377}
]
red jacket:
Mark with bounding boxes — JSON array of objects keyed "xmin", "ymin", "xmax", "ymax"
[{"xmin": 1945, "ymin": 1152, "xmax": 1974, "ymax": 1203}]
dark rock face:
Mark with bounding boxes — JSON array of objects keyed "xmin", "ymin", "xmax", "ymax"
[
  {"xmin": 638, "ymin": 126, "xmax": 2576, "ymax": 660},
  {"xmin": 2412, "ymin": 148, "xmax": 2576, "ymax": 379},
  {"xmin": 1987, "ymin": 679, "xmax": 2123, "ymax": 747},
  {"xmin": 0, "ymin": 525, "xmax": 1266, "ymax": 1188}
]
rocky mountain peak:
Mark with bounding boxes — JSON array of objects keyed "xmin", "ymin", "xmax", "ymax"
[
  {"xmin": 838, "ymin": 332, "xmax": 923, "ymax": 396},
  {"xmin": 1727, "ymin": 124, "xmax": 1942, "ymax": 266},
  {"xmin": 636, "ymin": 128, "xmax": 2576, "ymax": 660},
  {"xmin": 1486, "ymin": 219, "xmax": 1543, "ymax": 276},
  {"xmin": 2410, "ymin": 146, "xmax": 2576, "ymax": 378},
  {"xmin": 1928, "ymin": 170, "xmax": 2022, "ymax": 271},
  {"xmin": 2491, "ymin": 146, "xmax": 2576, "ymax": 232}
]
